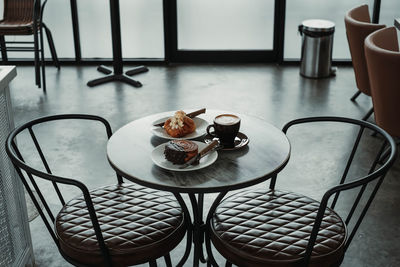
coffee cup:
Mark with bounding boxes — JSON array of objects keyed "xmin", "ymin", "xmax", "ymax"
[{"xmin": 206, "ymin": 114, "xmax": 241, "ymax": 148}]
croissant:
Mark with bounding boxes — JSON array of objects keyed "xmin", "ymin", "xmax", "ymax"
[{"xmin": 164, "ymin": 111, "xmax": 196, "ymax": 138}]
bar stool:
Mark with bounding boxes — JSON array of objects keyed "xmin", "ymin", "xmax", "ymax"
[{"xmin": 0, "ymin": 0, "xmax": 60, "ymax": 93}]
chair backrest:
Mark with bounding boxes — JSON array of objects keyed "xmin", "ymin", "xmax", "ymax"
[
  {"xmin": 281, "ymin": 117, "xmax": 397, "ymax": 265},
  {"xmin": 5, "ymin": 114, "xmax": 122, "ymax": 264},
  {"xmin": 365, "ymin": 27, "xmax": 400, "ymax": 137},
  {"xmin": 345, "ymin": 4, "xmax": 385, "ymax": 96},
  {"xmin": 3, "ymin": 0, "xmax": 36, "ymax": 23}
]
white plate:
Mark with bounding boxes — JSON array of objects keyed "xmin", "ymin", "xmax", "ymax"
[
  {"xmin": 151, "ymin": 117, "xmax": 208, "ymax": 140},
  {"xmin": 151, "ymin": 141, "xmax": 218, "ymax": 171}
]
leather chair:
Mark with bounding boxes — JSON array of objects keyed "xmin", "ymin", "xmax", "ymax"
[
  {"xmin": 344, "ymin": 4, "xmax": 385, "ymax": 120},
  {"xmin": 0, "ymin": 0, "xmax": 60, "ymax": 93},
  {"xmin": 206, "ymin": 117, "xmax": 396, "ymax": 267},
  {"xmin": 6, "ymin": 114, "xmax": 189, "ymax": 267},
  {"xmin": 365, "ymin": 27, "xmax": 400, "ymax": 138}
]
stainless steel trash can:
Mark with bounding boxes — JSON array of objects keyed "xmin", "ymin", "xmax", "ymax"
[{"xmin": 299, "ymin": 19, "xmax": 335, "ymax": 78}]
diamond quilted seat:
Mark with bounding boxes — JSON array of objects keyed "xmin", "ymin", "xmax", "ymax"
[
  {"xmin": 210, "ymin": 190, "xmax": 346, "ymax": 267},
  {"xmin": 55, "ymin": 184, "xmax": 186, "ymax": 266}
]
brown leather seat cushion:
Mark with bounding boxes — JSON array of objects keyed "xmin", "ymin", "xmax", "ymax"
[
  {"xmin": 55, "ymin": 184, "xmax": 186, "ymax": 266},
  {"xmin": 210, "ymin": 190, "xmax": 346, "ymax": 267},
  {"xmin": 0, "ymin": 20, "xmax": 33, "ymax": 35}
]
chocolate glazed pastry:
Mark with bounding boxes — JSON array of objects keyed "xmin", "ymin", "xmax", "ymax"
[{"xmin": 164, "ymin": 140, "xmax": 198, "ymax": 164}]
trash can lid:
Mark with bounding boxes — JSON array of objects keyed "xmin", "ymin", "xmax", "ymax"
[{"xmin": 301, "ymin": 19, "xmax": 335, "ymax": 32}]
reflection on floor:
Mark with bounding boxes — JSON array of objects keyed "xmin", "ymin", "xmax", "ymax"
[{"xmin": 10, "ymin": 64, "xmax": 400, "ymax": 266}]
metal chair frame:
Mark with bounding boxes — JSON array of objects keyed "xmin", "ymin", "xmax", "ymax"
[
  {"xmin": 5, "ymin": 114, "xmax": 188, "ymax": 267},
  {"xmin": 0, "ymin": 0, "xmax": 60, "ymax": 93},
  {"xmin": 205, "ymin": 116, "xmax": 397, "ymax": 267}
]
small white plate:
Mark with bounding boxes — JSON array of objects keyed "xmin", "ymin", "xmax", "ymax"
[
  {"xmin": 151, "ymin": 141, "xmax": 218, "ymax": 171},
  {"xmin": 151, "ymin": 117, "xmax": 208, "ymax": 140}
]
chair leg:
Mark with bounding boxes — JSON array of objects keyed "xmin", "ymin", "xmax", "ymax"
[
  {"xmin": 39, "ymin": 28, "xmax": 47, "ymax": 93},
  {"xmin": 164, "ymin": 253, "xmax": 172, "ymax": 267},
  {"xmin": 33, "ymin": 29, "xmax": 41, "ymax": 88},
  {"xmin": 205, "ymin": 227, "xmax": 218, "ymax": 267},
  {"xmin": 0, "ymin": 35, "xmax": 8, "ymax": 63},
  {"xmin": 225, "ymin": 261, "xmax": 232, "ymax": 267},
  {"xmin": 350, "ymin": 90, "xmax": 361, "ymax": 102},
  {"xmin": 379, "ymin": 140, "xmax": 400, "ymax": 164},
  {"xmin": 42, "ymin": 23, "xmax": 60, "ymax": 69},
  {"xmin": 362, "ymin": 107, "xmax": 374, "ymax": 121},
  {"xmin": 149, "ymin": 260, "xmax": 157, "ymax": 267}
]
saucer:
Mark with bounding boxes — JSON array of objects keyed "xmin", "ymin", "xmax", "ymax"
[{"xmin": 204, "ymin": 132, "xmax": 249, "ymax": 151}]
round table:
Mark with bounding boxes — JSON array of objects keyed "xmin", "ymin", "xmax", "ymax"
[{"xmin": 107, "ymin": 109, "xmax": 291, "ymax": 266}]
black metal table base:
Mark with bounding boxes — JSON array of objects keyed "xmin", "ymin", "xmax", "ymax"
[
  {"xmin": 87, "ymin": 65, "xmax": 148, "ymax": 87},
  {"xmin": 88, "ymin": 0, "xmax": 149, "ymax": 88},
  {"xmin": 189, "ymin": 193, "xmax": 208, "ymax": 267}
]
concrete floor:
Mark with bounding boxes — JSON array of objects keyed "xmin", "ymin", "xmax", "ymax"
[{"xmin": 8, "ymin": 64, "xmax": 400, "ymax": 267}]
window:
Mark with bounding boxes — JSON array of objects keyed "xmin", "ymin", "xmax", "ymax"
[
  {"xmin": 77, "ymin": 0, "xmax": 164, "ymax": 59},
  {"xmin": 177, "ymin": 0, "xmax": 274, "ymax": 50}
]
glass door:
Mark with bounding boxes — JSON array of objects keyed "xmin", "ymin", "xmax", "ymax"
[
  {"xmin": 77, "ymin": 0, "xmax": 164, "ymax": 59},
  {"xmin": 168, "ymin": 0, "xmax": 281, "ymax": 62}
]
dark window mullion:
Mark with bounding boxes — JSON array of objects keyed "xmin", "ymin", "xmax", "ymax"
[
  {"xmin": 274, "ymin": 0, "xmax": 286, "ymax": 64},
  {"xmin": 372, "ymin": 0, "xmax": 381, "ymax": 23},
  {"xmin": 172, "ymin": 50, "xmax": 275, "ymax": 63},
  {"xmin": 70, "ymin": 0, "xmax": 81, "ymax": 61},
  {"xmin": 163, "ymin": 0, "xmax": 177, "ymax": 63}
]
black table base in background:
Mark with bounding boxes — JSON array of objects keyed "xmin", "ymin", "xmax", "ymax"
[
  {"xmin": 87, "ymin": 0, "xmax": 148, "ymax": 88},
  {"xmin": 87, "ymin": 65, "xmax": 149, "ymax": 88}
]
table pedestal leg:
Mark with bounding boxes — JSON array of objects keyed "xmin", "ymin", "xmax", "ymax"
[
  {"xmin": 98, "ymin": 65, "xmax": 113, "ymax": 75},
  {"xmin": 126, "ymin": 66, "xmax": 149, "ymax": 76},
  {"xmin": 176, "ymin": 191, "xmax": 227, "ymax": 266},
  {"xmin": 87, "ymin": 65, "xmax": 148, "ymax": 88},
  {"xmin": 87, "ymin": 0, "xmax": 149, "ymax": 88},
  {"xmin": 189, "ymin": 193, "xmax": 208, "ymax": 267}
]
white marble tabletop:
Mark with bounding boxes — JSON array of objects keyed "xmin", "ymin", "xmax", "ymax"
[{"xmin": 107, "ymin": 109, "xmax": 290, "ymax": 193}]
